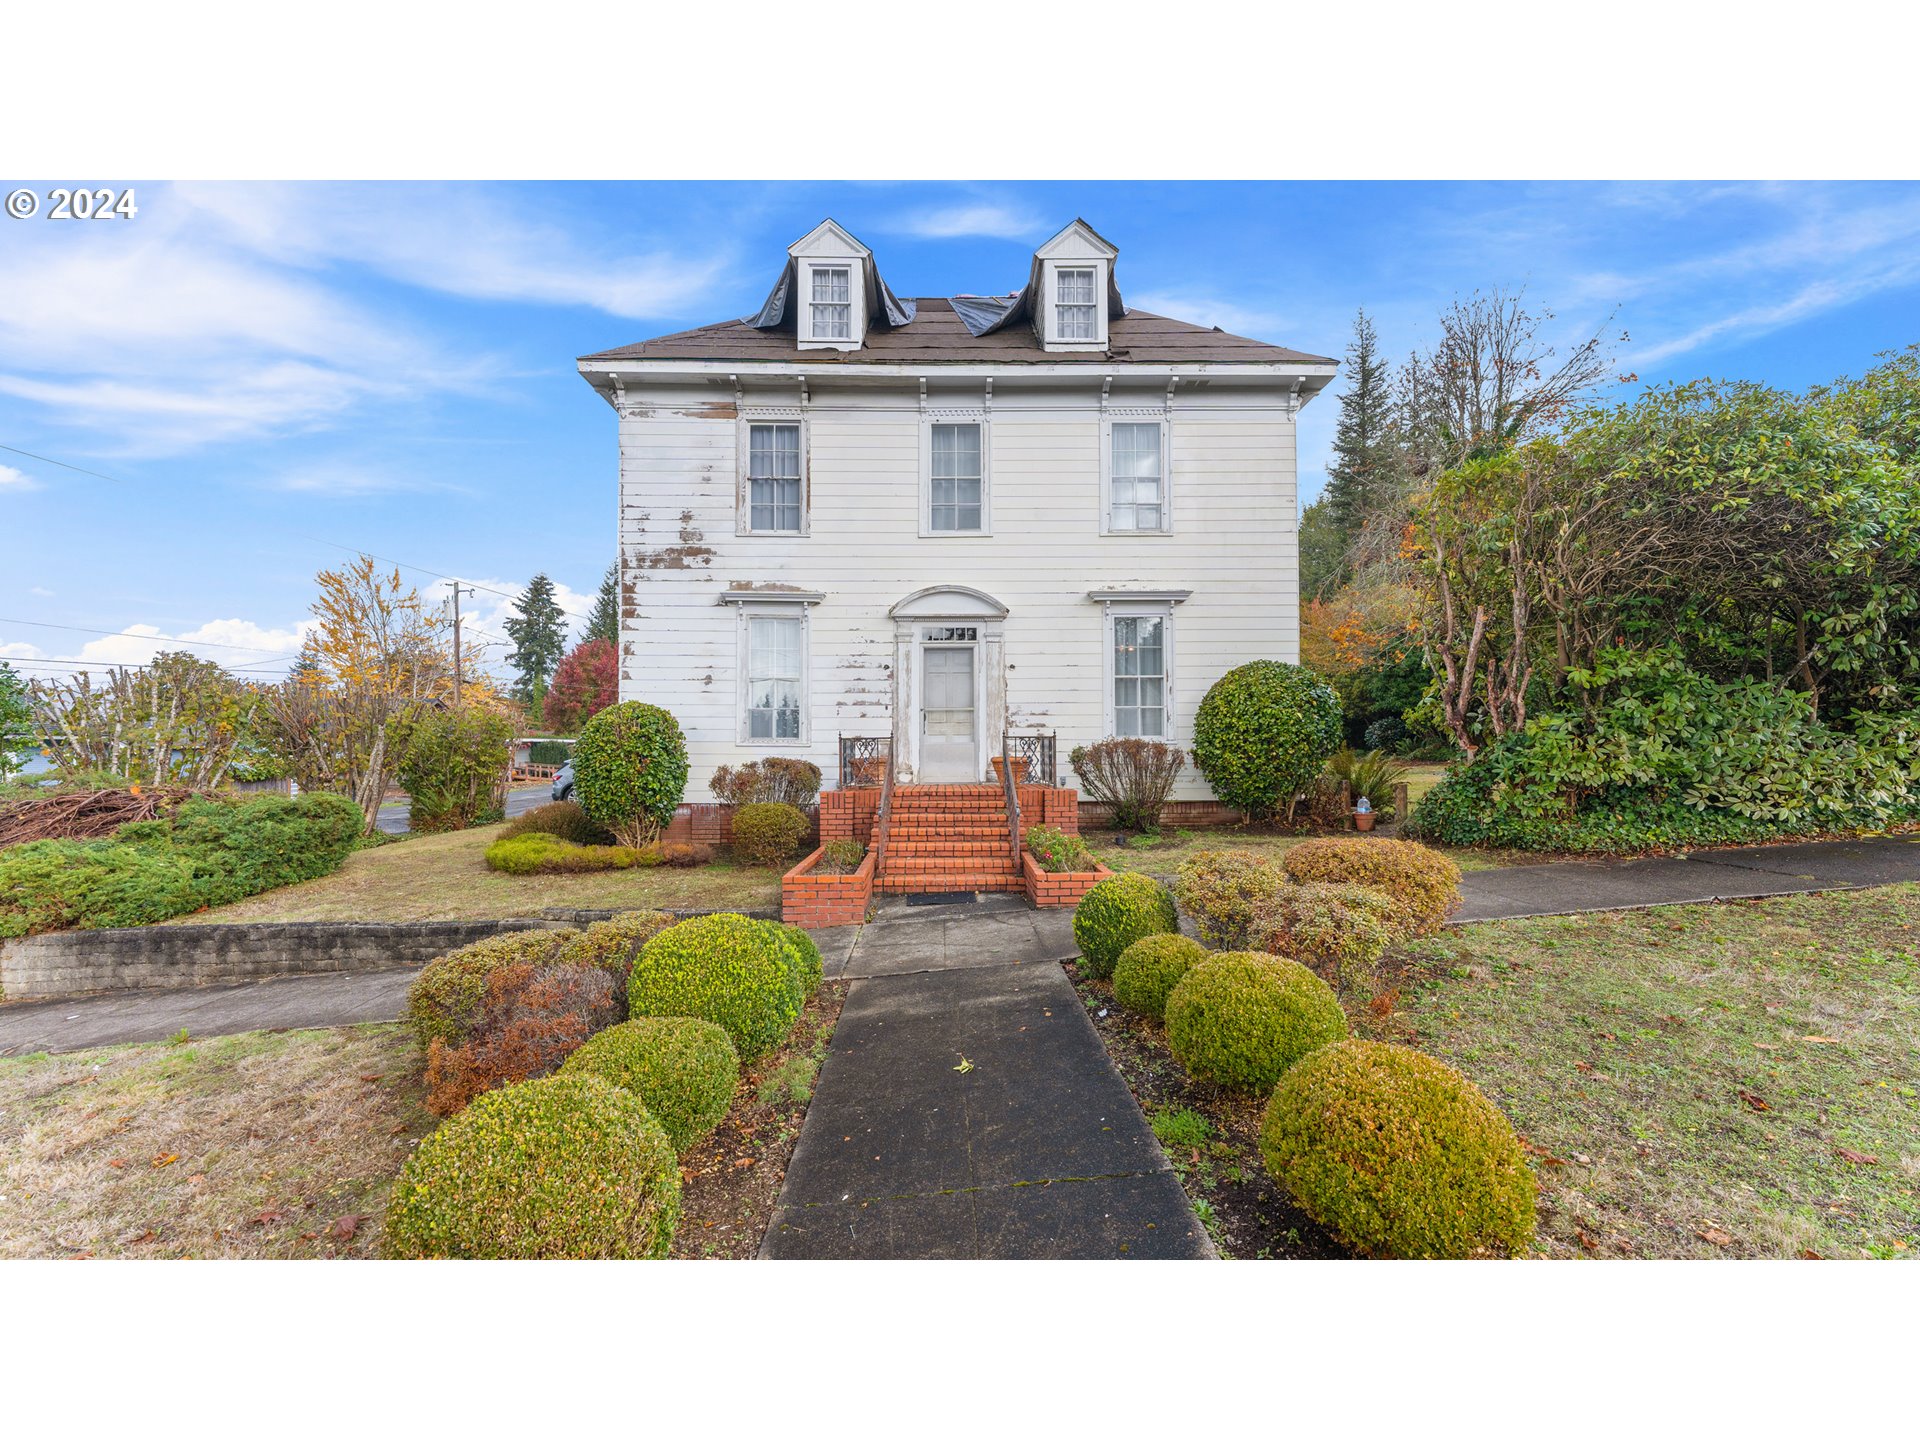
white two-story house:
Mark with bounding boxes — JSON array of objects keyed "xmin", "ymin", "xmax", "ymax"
[{"xmin": 577, "ymin": 219, "xmax": 1334, "ymax": 808}]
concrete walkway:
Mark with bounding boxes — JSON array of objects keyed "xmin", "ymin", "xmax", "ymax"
[
  {"xmin": 762, "ymin": 896, "xmax": 1211, "ymax": 1259},
  {"xmin": 1452, "ymin": 833, "xmax": 1920, "ymax": 923}
]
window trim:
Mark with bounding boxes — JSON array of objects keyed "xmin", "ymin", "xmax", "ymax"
[
  {"xmin": 796, "ymin": 257, "xmax": 865, "ymax": 350},
  {"xmin": 736, "ymin": 413, "xmax": 810, "ymax": 537},
  {"xmin": 733, "ymin": 602, "xmax": 813, "ymax": 746},
  {"xmin": 1041, "ymin": 259, "xmax": 1107, "ymax": 349},
  {"xmin": 1099, "ymin": 413, "xmax": 1174, "ymax": 536},
  {"xmin": 1055, "ymin": 266, "xmax": 1098, "ymax": 341},
  {"xmin": 917, "ymin": 411, "xmax": 992, "ymax": 538},
  {"xmin": 808, "ymin": 264, "xmax": 853, "ymax": 341},
  {"xmin": 1101, "ymin": 602, "xmax": 1177, "ymax": 743}
]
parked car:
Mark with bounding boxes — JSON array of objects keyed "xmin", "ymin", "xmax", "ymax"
[{"xmin": 551, "ymin": 760, "xmax": 575, "ymax": 803}]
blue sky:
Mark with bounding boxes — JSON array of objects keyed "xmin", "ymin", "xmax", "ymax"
[{"xmin": 3, "ymin": 179, "xmax": 1918, "ymax": 686}]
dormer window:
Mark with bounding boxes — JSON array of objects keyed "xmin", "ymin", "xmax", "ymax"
[
  {"xmin": 810, "ymin": 266, "xmax": 852, "ymax": 340},
  {"xmin": 1056, "ymin": 268, "xmax": 1097, "ymax": 340}
]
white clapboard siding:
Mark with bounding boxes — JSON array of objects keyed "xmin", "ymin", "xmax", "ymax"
[{"xmin": 614, "ymin": 380, "xmax": 1299, "ymax": 801}]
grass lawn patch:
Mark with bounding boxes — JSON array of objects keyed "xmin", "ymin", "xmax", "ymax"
[
  {"xmin": 1085, "ymin": 823, "xmax": 1522, "ymax": 877},
  {"xmin": 1385, "ymin": 887, "xmax": 1920, "ymax": 1260},
  {"xmin": 162, "ymin": 821, "xmax": 781, "ymax": 926},
  {"xmin": 0, "ymin": 983, "xmax": 846, "ymax": 1260}
]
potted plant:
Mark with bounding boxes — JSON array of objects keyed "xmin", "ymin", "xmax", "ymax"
[
  {"xmin": 990, "ymin": 755, "xmax": 1030, "ymax": 784},
  {"xmin": 1353, "ymin": 796, "xmax": 1376, "ymax": 832}
]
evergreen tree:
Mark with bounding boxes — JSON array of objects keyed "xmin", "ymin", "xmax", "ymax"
[
  {"xmin": 504, "ymin": 573, "xmax": 568, "ymax": 705},
  {"xmin": 587, "ymin": 562, "xmax": 620, "ymax": 647},
  {"xmin": 1322, "ymin": 309, "xmax": 1398, "ymax": 563},
  {"xmin": 1297, "ymin": 497, "xmax": 1346, "ymax": 603}
]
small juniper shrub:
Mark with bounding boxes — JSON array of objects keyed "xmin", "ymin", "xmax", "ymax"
[
  {"xmin": 628, "ymin": 912, "xmax": 801, "ymax": 1060},
  {"xmin": 484, "ymin": 832, "xmax": 640, "ymax": 874},
  {"xmin": 1026, "ymin": 823, "xmax": 1097, "ymax": 873},
  {"xmin": 1260, "ymin": 1039, "xmax": 1536, "ymax": 1259},
  {"xmin": 498, "ymin": 800, "xmax": 613, "ymax": 846},
  {"xmin": 405, "ymin": 927, "xmax": 581, "ymax": 1049},
  {"xmin": 553, "ymin": 910, "xmax": 677, "ymax": 1014},
  {"xmin": 1173, "ymin": 848, "xmax": 1288, "ymax": 948},
  {"xmin": 709, "ymin": 757, "xmax": 823, "ymax": 808},
  {"xmin": 384, "ymin": 1074, "xmax": 680, "ymax": 1259},
  {"xmin": 731, "ymin": 801, "xmax": 811, "ymax": 866},
  {"xmin": 1071, "ymin": 872, "xmax": 1179, "ymax": 979},
  {"xmin": 1111, "ymin": 932, "xmax": 1211, "ymax": 1021},
  {"xmin": 817, "ymin": 838, "xmax": 867, "ymax": 874},
  {"xmin": 423, "ymin": 961, "xmax": 621, "ymax": 1117},
  {"xmin": 560, "ymin": 1016, "xmax": 740, "ymax": 1153},
  {"xmin": 1164, "ymin": 953, "xmax": 1347, "ymax": 1093},
  {"xmin": 1280, "ymin": 837, "xmax": 1462, "ymax": 934},
  {"xmin": 1248, "ymin": 882, "xmax": 1413, "ymax": 994}
]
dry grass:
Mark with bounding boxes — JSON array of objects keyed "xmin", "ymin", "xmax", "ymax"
[
  {"xmin": 161, "ymin": 821, "xmax": 783, "ymax": 925},
  {"xmin": 1086, "ymin": 822, "xmax": 1520, "ymax": 876},
  {"xmin": 0, "ymin": 1024, "xmax": 435, "ymax": 1258}
]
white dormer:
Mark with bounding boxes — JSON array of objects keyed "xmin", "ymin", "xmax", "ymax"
[
  {"xmin": 1034, "ymin": 219, "xmax": 1118, "ymax": 352},
  {"xmin": 789, "ymin": 219, "xmax": 870, "ymax": 351}
]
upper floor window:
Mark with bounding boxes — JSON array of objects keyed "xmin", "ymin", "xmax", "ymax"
[
  {"xmin": 1056, "ymin": 267, "xmax": 1097, "ymax": 340},
  {"xmin": 1109, "ymin": 421, "xmax": 1165, "ymax": 532},
  {"xmin": 748, "ymin": 422, "xmax": 802, "ymax": 532},
  {"xmin": 929, "ymin": 423, "xmax": 983, "ymax": 532},
  {"xmin": 810, "ymin": 266, "xmax": 852, "ymax": 340}
]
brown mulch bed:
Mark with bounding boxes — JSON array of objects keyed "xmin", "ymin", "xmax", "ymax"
[
  {"xmin": 1066, "ymin": 960, "xmax": 1347, "ymax": 1260},
  {"xmin": 671, "ymin": 980, "xmax": 846, "ymax": 1258}
]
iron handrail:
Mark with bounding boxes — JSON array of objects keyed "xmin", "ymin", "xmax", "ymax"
[
  {"xmin": 870, "ymin": 742, "xmax": 897, "ymax": 889},
  {"xmin": 999, "ymin": 732, "xmax": 1022, "ymax": 868}
]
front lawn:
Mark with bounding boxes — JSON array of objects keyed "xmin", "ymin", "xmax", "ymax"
[
  {"xmin": 1084, "ymin": 823, "xmax": 1522, "ymax": 876},
  {"xmin": 162, "ymin": 821, "xmax": 782, "ymax": 925},
  {"xmin": 0, "ymin": 985, "xmax": 845, "ymax": 1259},
  {"xmin": 1076, "ymin": 884, "xmax": 1920, "ymax": 1259}
]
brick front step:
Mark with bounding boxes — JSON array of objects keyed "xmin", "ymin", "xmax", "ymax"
[
  {"xmin": 877, "ymin": 872, "xmax": 1027, "ymax": 894},
  {"xmin": 885, "ymin": 839, "xmax": 1016, "ymax": 857}
]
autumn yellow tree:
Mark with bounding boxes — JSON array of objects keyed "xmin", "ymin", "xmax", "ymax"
[{"xmin": 267, "ymin": 557, "xmax": 487, "ymax": 833}]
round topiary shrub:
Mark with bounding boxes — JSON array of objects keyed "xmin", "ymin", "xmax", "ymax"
[
  {"xmin": 405, "ymin": 927, "xmax": 581, "ymax": 1048},
  {"xmin": 1248, "ymin": 882, "xmax": 1413, "ymax": 993},
  {"xmin": 1260, "ymin": 1039, "xmax": 1536, "ymax": 1258},
  {"xmin": 628, "ymin": 912, "xmax": 801, "ymax": 1060},
  {"xmin": 572, "ymin": 701, "xmax": 690, "ymax": 848},
  {"xmin": 775, "ymin": 922, "xmax": 824, "ymax": 996},
  {"xmin": 1111, "ymin": 932, "xmax": 1210, "ymax": 1021},
  {"xmin": 732, "ymin": 801, "xmax": 811, "ymax": 867},
  {"xmin": 1191, "ymin": 661, "xmax": 1343, "ymax": 821},
  {"xmin": 553, "ymin": 910, "xmax": 677, "ymax": 1015},
  {"xmin": 1280, "ymin": 837, "xmax": 1463, "ymax": 935},
  {"xmin": 1072, "ymin": 872, "xmax": 1179, "ymax": 979},
  {"xmin": 1173, "ymin": 847, "xmax": 1288, "ymax": 948},
  {"xmin": 383, "ymin": 1074, "xmax": 680, "ymax": 1259},
  {"xmin": 560, "ymin": 1016, "xmax": 740, "ymax": 1153},
  {"xmin": 1165, "ymin": 953, "xmax": 1347, "ymax": 1092}
]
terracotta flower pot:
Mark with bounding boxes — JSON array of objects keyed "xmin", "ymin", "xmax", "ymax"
[
  {"xmin": 990, "ymin": 756, "xmax": 1030, "ymax": 784},
  {"xmin": 1353, "ymin": 811, "xmax": 1376, "ymax": 832},
  {"xmin": 851, "ymin": 757, "xmax": 886, "ymax": 785}
]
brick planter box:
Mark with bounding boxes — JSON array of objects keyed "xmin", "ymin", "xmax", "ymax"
[
  {"xmin": 1022, "ymin": 852, "xmax": 1113, "ymax": 908},
  {"xmin": 782, "ymin": 845, "xmax": 875, "ymax": 929}
]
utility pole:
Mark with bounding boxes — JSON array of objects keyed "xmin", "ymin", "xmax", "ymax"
[{"xmin": 450, "ymin": 583, "xmax": 475, "ymax": 707}]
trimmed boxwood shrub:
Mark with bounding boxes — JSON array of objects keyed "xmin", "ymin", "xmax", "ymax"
[
  {"xmin": 1071, "ymin": 872, "xmax": 1179, "ymax": 979},
  {"xmin": 384, "ymin": 1074, "xmax": 680, "ymax": 1259},
  {"xmin": 498, "ymin": 799, "xmax": 611, "ymax": 846},
  {"xmin": 1248, "ymin": 882, "xmax": 1413, "ymax": 993},
  {"xmin": 1191, "ymin": 661, "xmax": 1343, "ymax": 821},
  {"xmin": 423, "ymin": 962, "xmax": 621, "ymax": 1116},
  {"xmin": 1111, "ymin": 932, "xmax": 1210, "ymax": 1021},
  {"xmin": 732, "ymin": 800, "xmax": 811, "ymax": 866},
  {"xmin": 1173, "ymin": 848, "xmax": 1288, "ymax": 949},
  {"xmin": 775, "ymin": 922, "xmax": 824, "ymax": 996},
  {"xmin": 553, "ymin": 910, "xmax": 677, "ymax": 1013},
  {"xmin": 561, "ymin": 1016, "xmax": 740, "ymax": 1153},
  {"xmin": 1260, "ymin": 1039, "xmax": 1536, "ymax": 1258},
  {"xmin": 405, "ymin": 927, "xmax": 581, "ymax": 1048},
  {"xmin": 1280, "ymin": 837, "xmax": 1462, "ymax": 935},
  {"xmin": 1165, "ymin": 953, "xmax": 1347, "ymax": 1092},
  {"xmin": 484, "ymin": 832, "xmax": 641, "ymax": 874},
  {"xmin": 628, "ymin": 912, "xmax": 801, "ymax": 1060},
  {"xmin": 572, "ymin": 701, "xmax": 689, "ymax": 847}
]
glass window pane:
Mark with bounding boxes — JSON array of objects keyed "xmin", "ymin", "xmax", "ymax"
[
  {"xmin": 1136, "ymin": 504, "xmax": 1162, "ymax": 531},
  {"xmin": 957, "ymin": 504, "xmax": 980, "ymax": 531},
  {"xmin": 1139, "ymin": 707, "xmax": 1164, "ymax": 737}
]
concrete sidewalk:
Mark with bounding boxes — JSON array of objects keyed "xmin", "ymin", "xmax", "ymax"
[
  {"xmin": 1452, "ymin": 833, "xmax": 1920, "ymax": 923},
  {"xmin": 762, "ymin": 896, "xmax": 1210, "ymax": 1259}
]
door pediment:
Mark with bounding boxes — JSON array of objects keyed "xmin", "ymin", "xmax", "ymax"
[{"xmin": 888, "ymin": 584, "xmax": 1009, "ymax": 621}]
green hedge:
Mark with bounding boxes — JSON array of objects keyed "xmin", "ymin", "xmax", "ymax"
[
  {"xmin": 1111, "ymin": 932, "xmax": 1210, "ymax": 1021},
  {"xmin": 1071, "ymin": 872, "xmax": 1178, "ymax": 979},
  {"xmin": 1165, "ymin": 953, "xmax": 1347, "ymax": 1092},
  {"xmin": 384, "ymin": 1074, "xmax": 680, "ymax": 1259},
  {"xmin": 732, "ymin": 801, "xmax": 810, "ymax": 866},
  {"xmin": 0, "ymin": 792, "xmax": 364, "ymax": 938},
  {"xmin": 628, "ymin": 913, "xmax": 800, "ymax": 1060},
  {"xmin": 560, "ymin": 1017, "xmax": 740, "ymax": 1153},
  {"xmin": 484, "ymin": 832, "xmax": 640, "ymax": 874}
]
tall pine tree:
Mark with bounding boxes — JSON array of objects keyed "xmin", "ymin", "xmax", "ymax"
[
  {"xmin": 504, "ymin": 573, "xmax": 568, "ymax": 705},
  {"xmin": 587, "ymin": 562, "xmax": 620, "ymax": 646},
  {"xmin": 1321, "ymin": 308, "xmax": 1397, "ymax": 573}
]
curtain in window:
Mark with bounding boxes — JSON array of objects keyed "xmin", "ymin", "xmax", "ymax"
[
  {"xmin": 749, "ymin": 423, "xmax": 802, "ymax": 531},
  {"xmin": 1111, "ymin": 422, "xmax": 1163, "ymax": 531},
  {"xmin": 1113, "ymin": 615, "xmax": 1166, "ymax": 737},
  {"xmin": 930, "ymin": 422, "xmax": 983, "ymax": 531},
  {"xmin": 747, "ymin": 616, "xmax": 804, "ymax": 739}
]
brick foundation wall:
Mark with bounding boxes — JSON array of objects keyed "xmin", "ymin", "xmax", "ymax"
[
  {"xmin": 1022, "ymin": 853, "xmax": 1112, "ymax": 907},
  {"xmin": 663, "ymin": 802, "xmax": 822, "ymax": 848},
  {"xmin": 781, "ymin": 846, "xmax": 875, "ymax": 929},
  {"xmin": 818, "ymin": 787, "xmax": 882, "ymax": 843},
  {"xmin": 1079, "ymin": 799, "xmax": 1241, "ymax": 830}
]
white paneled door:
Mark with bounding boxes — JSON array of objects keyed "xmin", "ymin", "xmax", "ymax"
[{"xmin": 920, "ymin": 645, "xmax": 978, "ymax": 781}]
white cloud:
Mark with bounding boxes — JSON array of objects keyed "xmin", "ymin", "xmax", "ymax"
[
  {"xmin": 1127, "ymin": 291, "xmax": 1291, "ymax": 340},
  {"xmin": 883, "ymin": 203, "xmax": 1048, "ymax": 242},
  {"xmin": 270, "ymin": 460, "xmax": 467, "ymax": 497},
  {"xmin": 29, "ymin": 586, "xmax": 53, "ymax": 597},
  {"xmin": 0, "ymin": 641, "xmax": 44, "ymax": 659},
  {"xmin": 0, "ymin": 464, "xmax": 38, "ymax": 491}
]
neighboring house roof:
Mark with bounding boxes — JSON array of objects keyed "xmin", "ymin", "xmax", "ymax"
[{"xmin": 581, "ymin": 299, "xmax": 1335, "ymax": 368}]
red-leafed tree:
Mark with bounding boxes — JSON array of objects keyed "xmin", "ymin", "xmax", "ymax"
[{"xmin": 542, "ymin": 639, "xmax": 619, "ymax": 733}]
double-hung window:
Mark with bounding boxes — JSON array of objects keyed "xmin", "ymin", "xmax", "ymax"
[
  {"xmin": 1056, "ymin": 267, "xmax": 1097, "ymax": 340},
  {"xmin": 745, "ymin": 615, "xmax": 805, "ymax": 740},
  {"xmin": 810, "ymin": 266, "xmax": 852, "ymax": 340},
  {"xmin": 929, "ymin": 422, "xmax": 983, "ymax": 532},
  {"xmin": 1112, "ymin": 613, "xmax": 1168, "ymax": 738},
  {"xmin": 747, "ymin": 422, "xmax": 802, "ymax": 533},
  {"xmin": 1110, "ymin": 421, "xmax": 1165, "ymax": 531}
]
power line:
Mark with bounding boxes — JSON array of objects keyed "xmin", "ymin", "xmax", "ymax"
[
  {"xmin": 0, "ymin": 443, "xmax": 127, "ymax": 485},
  {"xmin": 304, "ymin": 536, "xmax": 598, "ymax": 627}
]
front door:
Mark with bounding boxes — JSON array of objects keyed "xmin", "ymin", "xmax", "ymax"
[{"xmin": 920, "ymin": 644, "xmax": 977, "ymax": 781}]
